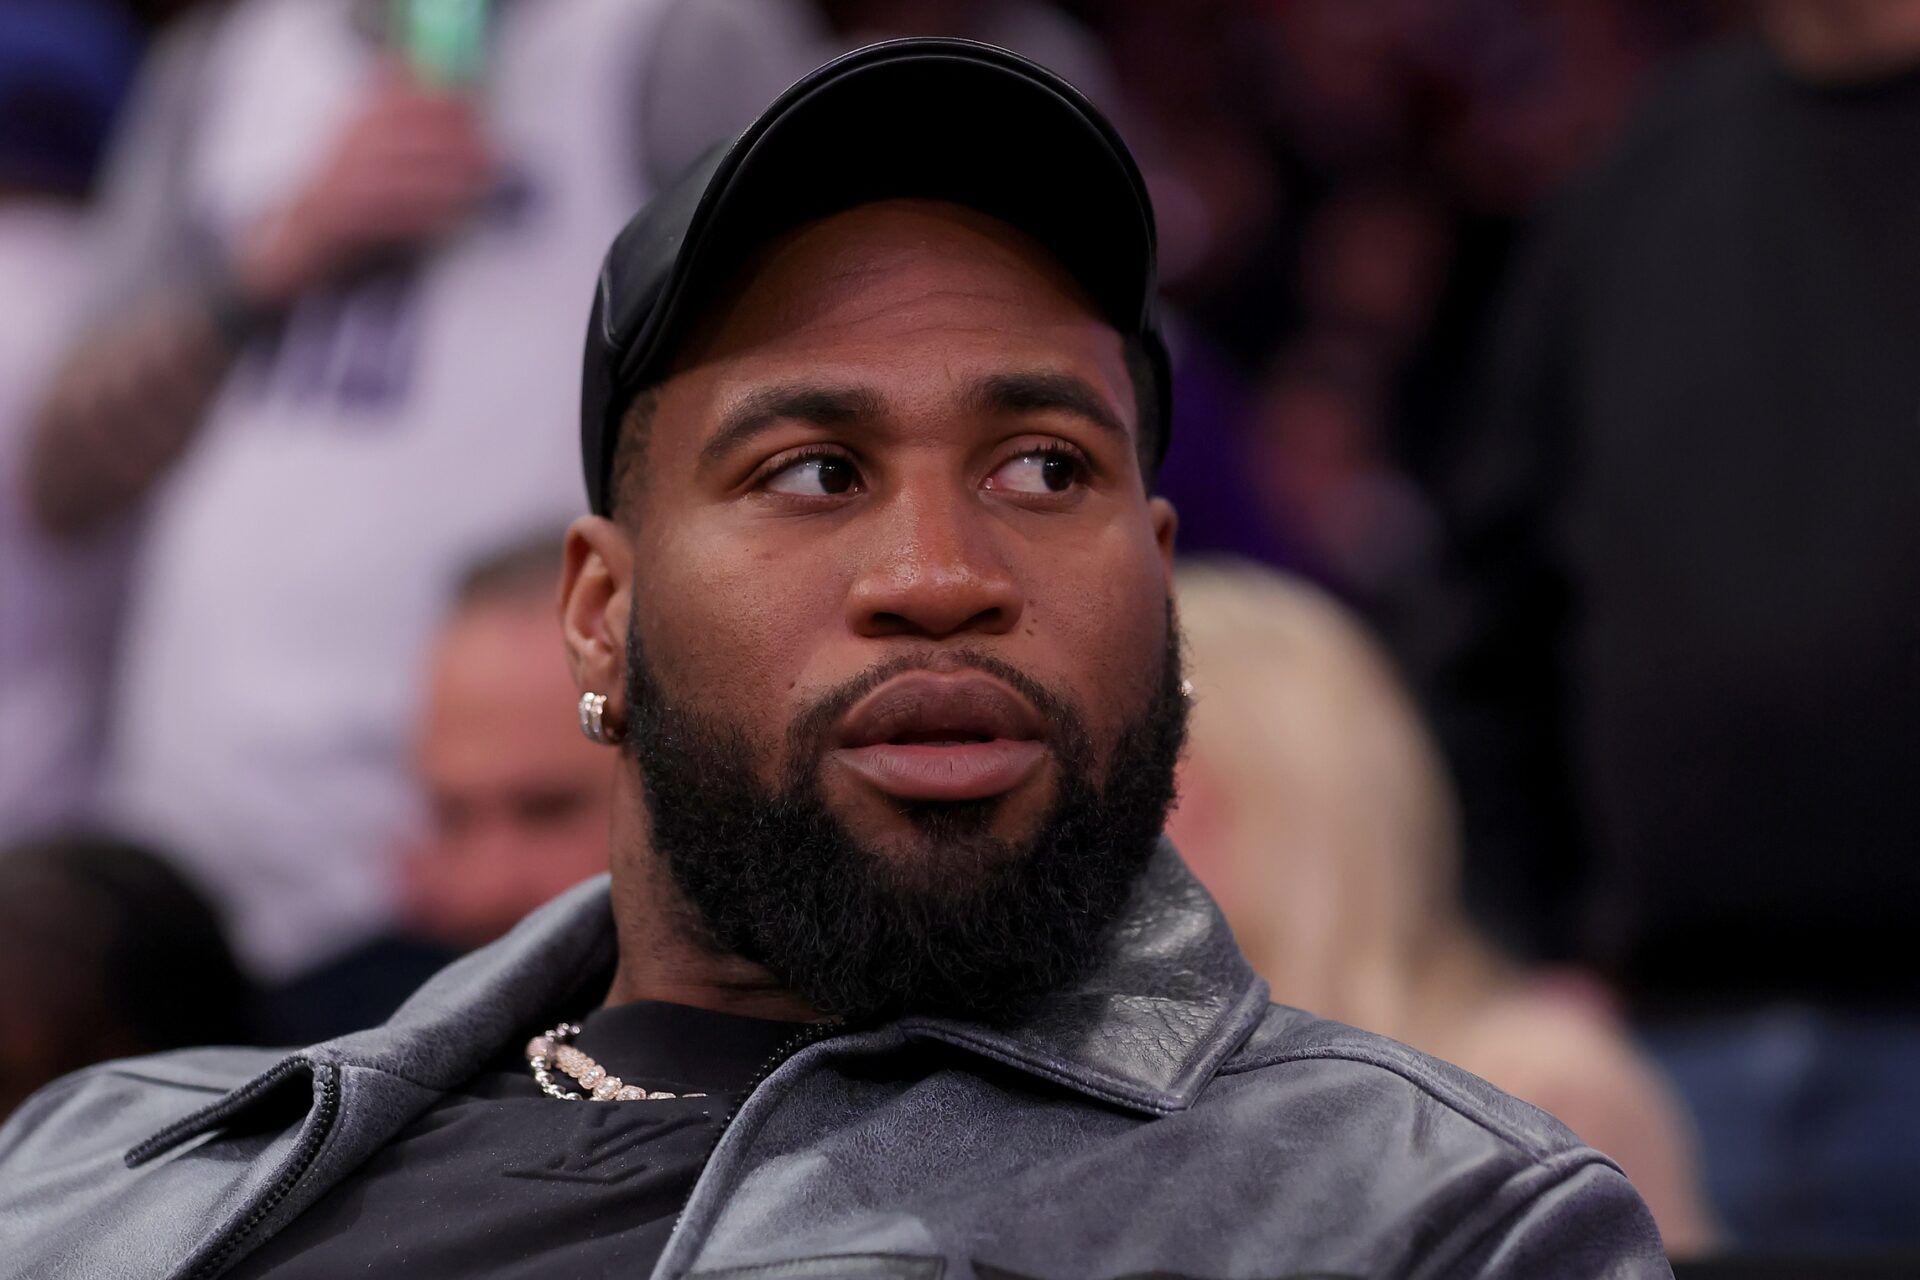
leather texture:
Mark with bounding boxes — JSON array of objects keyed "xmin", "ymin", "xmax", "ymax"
[{"xmin": 0, "ymin": 843, "xmax": 1672, "ymax": 1279}]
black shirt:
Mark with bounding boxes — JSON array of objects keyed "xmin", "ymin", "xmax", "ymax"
[
  {"xmin": 229, "ymin": 1000, "xmax": 808, "ymax": 1278},
  {"xmin": 1429, "ymin": 34, "xmax": 1920, "ymax": 1002}
]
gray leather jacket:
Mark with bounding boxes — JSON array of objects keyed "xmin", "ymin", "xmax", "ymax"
[{"xmin": 0, "ymin": 848, "xmax": 1670, "ymax": 1279}]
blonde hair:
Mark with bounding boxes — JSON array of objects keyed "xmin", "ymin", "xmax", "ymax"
[
  {"xmin": 1173, "ymin": 559, "xmax": 1490, "ymax": 1043},
  {"xmin": 1174, "ymin": 561, "xmax": 1719, "ymax": 1251}
]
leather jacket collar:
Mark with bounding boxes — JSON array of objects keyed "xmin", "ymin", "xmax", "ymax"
[{"xmin": 131, "ymin": 841, "xmax": 1267, "ymax": 1163}]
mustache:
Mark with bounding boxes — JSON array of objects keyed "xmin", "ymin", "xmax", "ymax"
[{"xmin": 784, "ymin": 650, "xmax": 1095, "ymax": 780}]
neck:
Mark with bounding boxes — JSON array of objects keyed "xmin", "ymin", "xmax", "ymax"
[
  {"xmin": 1763, "ymin": 0, "xmax": 1920, "ymax": 82},
  {"xmin": 601, "ymin": 781, "xmax": 822, "ymax": 1023}
]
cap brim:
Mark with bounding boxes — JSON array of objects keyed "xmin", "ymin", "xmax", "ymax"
[{"xmin": 583, "ymin": 37, "xmax": 1165, "ymax": 516}]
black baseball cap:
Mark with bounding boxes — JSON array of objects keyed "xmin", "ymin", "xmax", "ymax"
[{"xmin": 579, "ymin": 36, "xmax": 1171, "ymax": 516}]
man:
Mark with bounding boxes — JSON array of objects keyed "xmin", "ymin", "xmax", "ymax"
[
  {"xmin": 400, "ymin": 532, "xmax": 615, "ymax": 951},
  {"xmin": 1421, "ymin": 0, "xmax": 1920, "ymax": 1246},
  {"xmin": 0, "ymin": 42, "xmax": 1669, "ymax": 1279},
  {"xmin": 21, "ymin": 0, "xmax": 821, "ymax": 979},
  {"xmin": 261, "ymin": 532, "xmax": 614, "ymax": 1043}
]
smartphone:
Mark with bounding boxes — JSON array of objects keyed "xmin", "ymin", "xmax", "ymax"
[{"xmin": 394, "ymin": 0, "xmax": 489, "ymax": 87}]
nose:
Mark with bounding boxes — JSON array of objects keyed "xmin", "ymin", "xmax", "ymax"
[{"xmin": 846, "ymin": 484, "xmax": 1024, "ymax": 641}]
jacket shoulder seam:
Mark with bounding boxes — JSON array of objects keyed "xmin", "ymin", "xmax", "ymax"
[{"xmin": 1213, "ymin": 1041, "xmax": 1588, "ymax": 1164}]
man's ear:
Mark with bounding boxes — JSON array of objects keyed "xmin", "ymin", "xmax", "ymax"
[
  {"xmin": 1149, "ymin": 496, "xmax": 1179, "ymax": 589},
  {"xmin": 561, "ymin": 515, "xmax": 635, "ymax": 729}
]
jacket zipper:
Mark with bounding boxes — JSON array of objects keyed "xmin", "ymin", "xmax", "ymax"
[
  {"xmin": 184, "ymin": 1064, "xmax": 341, "ymax": 1280},
  {"xmin": 668, "ymin": 1020, "xmax": 842, "ymax": 1238},
  {"xmin": 175, "ymin": 1023, "xmax": 834, "ymax": 1277},
  {"xmin": 722, "ymin": 1021, "xmax": 841, "ymax": 1136}
]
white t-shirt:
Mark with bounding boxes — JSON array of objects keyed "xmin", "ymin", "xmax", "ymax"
[
  {"xmin": 98, "ymin": 0, "xmax": 822, "ymax": 976},
  {"xmin": 0, "ymin": 203, "xmax": 128, "ymax": 843}
]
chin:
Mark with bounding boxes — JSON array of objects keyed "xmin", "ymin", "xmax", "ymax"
[{"xmin": 845, "ymin": 794, "xmax": 1049, "ymax": 888}]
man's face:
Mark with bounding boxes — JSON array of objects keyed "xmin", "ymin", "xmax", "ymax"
[
  {"xmin": 408, "ymin": 599, "xmax": 614, "ymax": 947},
  {"xmin": 567, "ymin": 199, "xmax": 1182, "ymax": 1019},
  {"xmin": 633, "ymin": 200, "xmax": 1173, "ymax": 838}
]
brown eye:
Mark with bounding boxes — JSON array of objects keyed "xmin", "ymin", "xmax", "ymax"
[
  {"xmin": 1040, "ymin": 455, "xmax": 1076, "ymax": 491},
  {"xmin": 985, "ymin": 450, "xmax": 1084, "ymax": 495},
  {"xmin": 765, "ymin": 455, "xmax": 861, "ymax": 497}
]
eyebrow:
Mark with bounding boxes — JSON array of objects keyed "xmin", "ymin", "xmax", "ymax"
[
  {"xmin": 696, "ymin": 369, "xmax": 1131, "ymax": 469},
  {"xmin": 699, "ymin": 384, "xmax": 886, "ymax": 467},
  {"xmin": 966, "ymin": 371, "xmax": 1129, "ymax": 441}
]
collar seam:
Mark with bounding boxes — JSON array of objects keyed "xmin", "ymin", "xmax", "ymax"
[{"xmin": 902, "ymin": 1023, "xmax": 1180, "ymax": 1115}]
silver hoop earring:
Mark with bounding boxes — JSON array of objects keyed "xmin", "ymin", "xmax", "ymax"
[
  {"xmin": 578, "ymin": 691, "xmax": 620, "ymax": 745},
  {"xmin": 1180, "ymin": 679, "xmax": 1194, "ymax": 700}
]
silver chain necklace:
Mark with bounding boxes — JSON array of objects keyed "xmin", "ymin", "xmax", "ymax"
[{"xmin": 524, "ymin": 1022, "xmax": 709, "ymax": 1102}]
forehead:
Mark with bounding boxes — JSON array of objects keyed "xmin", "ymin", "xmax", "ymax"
[
  {"xmin": 668, "ymin": 199, "xmax": 1128, "ymax": 394},
  {"xmin": 422, "ymin": 604, "xmax": 600, "ymax": 775},
  {"xmin": 429, "ymin": 603, "xmax": 569, "ymax": 705}
]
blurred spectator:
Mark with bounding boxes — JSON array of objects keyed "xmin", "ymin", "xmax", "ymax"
[
  {"xmin": 1418, "ymin": 0, "xmax": 1668, "ymax": 217},
  {"xmin": 1259, "ymin": 0, "xmax": 1417, "ymax": 179},
  {"xmin": 1054, "ymin": 0, "xmax": 1715, "ymax": 603},
  {"xmin": 1297, "ymin": 181, "xmax": 1452, "ymax": 355},
  {"xmin": 260, "ymin": 530, "xmax": 603, "ymax": 1042},
  {"xmin": 1169, "ymin": 559, "xmax": 1717, "ymax": 1255},
  {"xmin": 0, "ymin": 832, "xmax": 252, "ymax": 1121},
  {"xmin": 18, "ymin": 0, "xmax": 824, "ymax": 980},
  {"xmin": 1421, "ymin": 0, "xmax": 1920, "ymax": 1246},
  {"xmin": 1251, "ymin": 330, "xmax": 1438, "ymax": 596},
  {"xmin": 398, "ymin": 530, "xmax": 608, "ymax": 950},
  {"xmin": 1080, "ymin": 0, "xmax": 1293, "ymax": 359},
  {"xmin": 1244, "ymin": 182, "xmax": 1452, "ymax": 595},
  {"xmin": 0, "ymin": 0, "xmax": 140, "ymax": 845}
]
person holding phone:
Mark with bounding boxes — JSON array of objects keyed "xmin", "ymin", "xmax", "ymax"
[{"xmin": 21, "ymin": 0, "xmax": 826, "ymax": 985}]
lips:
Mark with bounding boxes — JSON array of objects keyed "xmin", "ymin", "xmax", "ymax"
[{"xmin": 829, "ymin": 672, "xmax": 1050, "ymax": 803}]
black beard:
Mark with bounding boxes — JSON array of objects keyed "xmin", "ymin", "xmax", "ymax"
[{"xmin": 621, "ymin": 610, "xmax": 1187, "ymax": 1025}]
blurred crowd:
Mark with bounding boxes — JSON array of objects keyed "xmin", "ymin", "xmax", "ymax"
[{"xmin": 3, "ymin": 0, "xmax": 1917, "ymax": 1265}]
